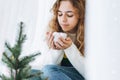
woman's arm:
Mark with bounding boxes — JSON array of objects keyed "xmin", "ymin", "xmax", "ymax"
[
  {"xmin": 40, "ymin": 32, "xmax": 64, "ymax": 66},
  {"xmin": 41, "ymin": 49, "xmax": 64, "ymax": 65},
  {"xmin": 64, "ymin": 42, "xmax": 85, "ymax": 77},
  {"xmin": 32, "ymin": 36, "xmax": 64, "ymax": 69},
  {"xmin": 31, "ymin": 49, "xmax": 64, "ymax": 70}
]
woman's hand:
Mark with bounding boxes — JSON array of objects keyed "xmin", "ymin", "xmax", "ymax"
[
  {"xmin": 54, "ymin": 37, "xmax": 72, "ymax": 50},
  {"xmin": 46, "ymin": 32, "xmax": 72, "ymax": 50},
  {"xmin": 46, "ymin": 32, "xmax": 56, "ymax": 49}
]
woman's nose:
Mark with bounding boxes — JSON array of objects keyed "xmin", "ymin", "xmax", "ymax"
[{"xmin": 62, "ymin": 15, "xmax": 67, "ymax": 22}]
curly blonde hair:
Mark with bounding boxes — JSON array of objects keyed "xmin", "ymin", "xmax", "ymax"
[{"xmin": 48, "ymin": 0, "xmax": 85, "ymax": 55}]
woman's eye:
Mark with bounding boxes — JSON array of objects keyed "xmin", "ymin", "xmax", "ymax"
[
  {"xmin": 58, "ymin": 14, "xmax": 62, "ymax": 16},
  {"xmin": 58, "ymin": 13, "xmax": 62, "ymax": 16},
  {"xmin": 67, "ymin": 14, "xmax": 73, "ymax": 17},
  {"xmin": 67, "ymin": 13, "xmax": 74, "ymax": 17}
]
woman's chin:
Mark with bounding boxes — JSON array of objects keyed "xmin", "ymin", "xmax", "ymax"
[
  {"xmin": 62, "ymin": 28, "xmax": 69, "ymax": 32},
  {"xmin": 62, "ymin": 30, "xmax": 68, "ymax": 32}
]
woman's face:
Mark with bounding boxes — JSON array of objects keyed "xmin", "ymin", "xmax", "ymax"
[{"xmin": 57, "ymin": 1, "xmax": 79, "ymax": 33}]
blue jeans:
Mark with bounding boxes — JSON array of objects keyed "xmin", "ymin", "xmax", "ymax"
[
  {"xmin": 41, "ymin": 65, "xmax": 84, "ymax": 80},
  {"xmin": 30, "ymin": 69, "xmax": 43, "ymax": 80}
]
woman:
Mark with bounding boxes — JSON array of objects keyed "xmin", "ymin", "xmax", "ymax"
[
  {"xmin": 41, "ymin": 0, "xmax": 85, "ymax": 80},
  {"xmin": 42, "ymin": 0, "xmax": 85, "ymax": 80}
]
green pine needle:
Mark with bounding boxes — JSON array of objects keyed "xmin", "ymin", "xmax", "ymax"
[
  {"xmin": 19, "ymin": 52, "xmax": 40, "ymax": 68},
  {"xmin": 0, "ymin": 22, "xmax": 44, "ymax": 80},
  {"xmin": 2, "ymin": 52, "xmax": 14, "ymax": 68}
]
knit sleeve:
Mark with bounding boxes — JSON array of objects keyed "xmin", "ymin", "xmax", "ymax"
[
  {"xmin": 64, "ymin": 42, "xmax": 85, "ymax": 77},
  {"xmin": 31, "ymin": 39, "xmax": 64, "ymax": 70}
]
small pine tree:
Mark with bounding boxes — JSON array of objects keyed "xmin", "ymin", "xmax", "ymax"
[{"xmin": 0, "ymin": 22, "xmax": 44, "ymax": 80}]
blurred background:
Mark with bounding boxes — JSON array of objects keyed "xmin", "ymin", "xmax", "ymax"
[{"xmin": 0, "ymin": 0, "xmax": 56, "ymax": 76}]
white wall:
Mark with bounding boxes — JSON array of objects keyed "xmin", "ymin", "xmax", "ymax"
[{"xmin": 85, "ymin": 0, "xmax": 120, "ymax": 80}]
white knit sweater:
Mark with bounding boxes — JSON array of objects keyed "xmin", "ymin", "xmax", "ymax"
[
  {"xmin": 40, "ymin": 42, "xmax": 85, "ymax": 77},
  {"xmin": 32, "ymin": 32, "xmax": 85, "ymax": 77}
]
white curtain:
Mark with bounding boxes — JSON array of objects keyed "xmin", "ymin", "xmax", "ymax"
[{"xmin": 0, "ymin": 0, "xmax": 55, "ymax": 76}]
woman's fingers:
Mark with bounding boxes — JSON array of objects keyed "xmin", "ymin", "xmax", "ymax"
[
  {"xmin": 46, "ymin": 32, "xmax": 55, "ymax": 48},
  {"xmin": 54, "ymin": 42, "xmax": 62, "ymax": 49},
  {"xmin": 54, "ymin": 37, "xmax": 72, "ymax": 50},
  {"xmin": 46, "ymin": 32, "xmax": 72, "ymax": 50}
]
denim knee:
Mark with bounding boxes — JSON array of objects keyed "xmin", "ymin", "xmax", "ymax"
[
  {"xmin": 41, "ymin": 65, "xmax": 58, "ymax": 75},
  {"xmin": 41, "ymin": 65, "xmax": 72, "ymax": 80}
]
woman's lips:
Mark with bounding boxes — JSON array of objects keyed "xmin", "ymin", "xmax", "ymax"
[{"xmin": 61, "ymin": 24, "xmax": 69, "ymax": 27}]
